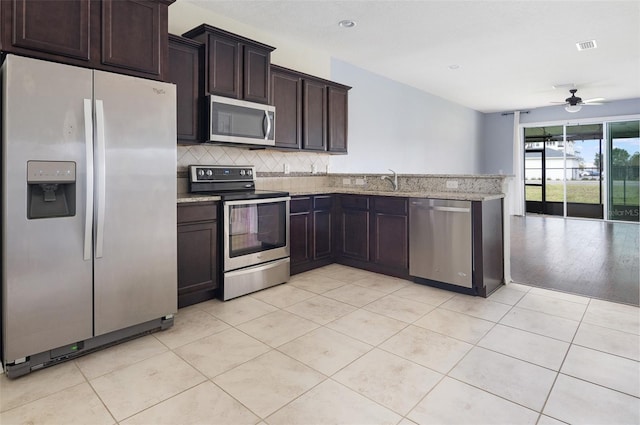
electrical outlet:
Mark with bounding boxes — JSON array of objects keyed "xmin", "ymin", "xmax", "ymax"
[
  {"xmin": 355, "ymin": 178, "xmax": 366, "ymax": 185},
  {"xmin": 311, "ymin": 163, "xmax": 318, "ymax": 174},
  {"xmin": 343, "ymin": 178, "xmax": 351, "ymax": 185},
  {"xmin": 446, "ymin": 180, "xmax": 459, "ymax": 189},
  {"xmin": 283, "ymin": 163, "xmax": 290, "ymax": 174}
]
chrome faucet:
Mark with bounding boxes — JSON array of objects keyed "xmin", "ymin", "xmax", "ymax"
[{"xmin": 381, "ymin": 169, "xmax": 398, "ymax": 191}]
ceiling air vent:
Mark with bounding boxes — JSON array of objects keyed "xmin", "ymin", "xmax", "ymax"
[{"xmin": 576, "ymin": 40, "xmax": 597, "ymax": 51}]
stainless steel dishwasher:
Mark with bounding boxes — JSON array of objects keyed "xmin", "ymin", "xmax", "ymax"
[{"xmin": 409, "ymin": 199, "xmax": 473, "ymax": 288}]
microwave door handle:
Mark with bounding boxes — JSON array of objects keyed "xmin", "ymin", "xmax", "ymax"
[{"xmin": 264, "ymin": 110, "xmax": 272, "ymax": 140}]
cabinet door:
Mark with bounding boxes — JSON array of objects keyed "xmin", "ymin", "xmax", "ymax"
[
  {"xmin": 270, "ymin": 68, "xmax": 302, "ymax": 149},
  {"xmin": 168, "ymin": 35, "xmax": 203, "ymax": 144},
  {"xmin": 314, "ymin": 210, "xmax": 332, "ymax": 260},
  {"xmin": 244, "ymin": 45, "xmax": 271, "ymax": 103},
  {"xmin": 340, "ymin": 209, "xmax": 369, "ymax": 261},
  {"xmin": 177, "ymin": 221, "xmax": 218, "ymax": 298},
  {"xmin": 328, "ymin": 85, "xmax": 348, "ymax": 153},
  {"xmin": 101, "ymin": 0, "xmax": 163, "ymax": 76},
  {"xmin": 303, "ymin": 79, "xmax": 327, "ymax": 151},
  {"xmin": 8, "ymin": 0, "xmax": 91, "ymax": 61},
  {"xmin": 290, "ymin": 212, "xmax": 312, "ymax": 268},
  {"xmin": 207, "ymin": 33, "xmax": 241, "ymax": 98},
  {"xmin": 371, "ymin": 212, "xmax": 408, "ymax": 271}
]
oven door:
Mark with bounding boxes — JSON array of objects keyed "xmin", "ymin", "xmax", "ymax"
[{"xmin": 223, "ymin": 196, "xmax": 290, "ymax": 271}]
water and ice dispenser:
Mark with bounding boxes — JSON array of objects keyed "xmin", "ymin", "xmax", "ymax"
[{"xmin": 27, "ymin": 161, "xmax": 76, "ymax": 219}]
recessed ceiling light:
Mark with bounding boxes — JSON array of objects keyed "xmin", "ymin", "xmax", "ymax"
[
  {"xmin": 338, "ymin": 20, "xmax": 356, "ymax": 28},
  {"xmin": 448, "ymin": 64, "xmax": 460, "ymax": 70}
]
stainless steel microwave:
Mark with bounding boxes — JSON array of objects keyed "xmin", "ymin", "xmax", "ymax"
[{"xmin": 208, "ymin": 95, "xmax": 276, "ymax": 147}]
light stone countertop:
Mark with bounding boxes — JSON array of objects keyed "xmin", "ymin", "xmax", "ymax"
[
  {"xmin": 288, "ymin": 187, "xmax": 504, "ymax": 201},
  {"xmin": 177, "ymin": 188, "xmax": 503, "ymax": 203}
]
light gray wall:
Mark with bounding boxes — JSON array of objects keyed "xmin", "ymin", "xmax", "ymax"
[
  {"xmin": 329, "ymin": 59, "xmax": 483, "ymax": 174},
  {"xmin": 480, "ymin": 98, "xmax": 640, "ymax": 174},
  {"xmin": 481, "ymin": 112, "xmax": 516, "ymax": 174}
]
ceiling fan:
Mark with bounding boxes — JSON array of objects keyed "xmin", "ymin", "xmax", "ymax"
[{"xmin": 554, "ymin": 89, "xmax": 605, "ymax": 113}]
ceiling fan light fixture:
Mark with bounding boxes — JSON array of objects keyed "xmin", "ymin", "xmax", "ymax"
[{"xmin": 565, "ymin": 104, "xmax": 582, "ymax": 113}]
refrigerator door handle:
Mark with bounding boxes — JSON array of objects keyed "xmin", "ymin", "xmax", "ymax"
[
  {"xmin": 83, "ymin": 99, "xmax": 94, "ymax": 261},
  {"xmin": 95, "ymin": 99, "xmax": 106, "ymax": 258}
]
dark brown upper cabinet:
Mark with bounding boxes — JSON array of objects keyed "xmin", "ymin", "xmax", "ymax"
[
  {"xmin": 182, "ymin": 24, "xmax": 274, "ymax": 104},
  {"xmin": 168, "ymin": 34, "xmax": 204, "ymax": 144},
  {"xmin": 303, "ymin": 78, "xmax": 328, "ymax": 151},
  {"xmin": 270, "ymin": 65, "xmax": 302, "ymax": 149},
  {"xmin": 328, "ymin": 85, "xmax": 349, "ymax": 153},
  {"xmin": 270, "ymin": 64, "xmax": 350, "ymax": 153},
  {"xmin": 0, "ymin": 0, "xmax": 174, "ymax": 80}
]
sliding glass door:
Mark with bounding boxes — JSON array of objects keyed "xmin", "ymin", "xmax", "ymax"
[
  {"xmin": 566, "ymin": 124, "xmax": 603, "ymax": 219},
  {"xmin": 523, "ymin": 123, "xmax": 607, "ymax": 220},
  {"xmin": 608, "ymin": 121, "xmax": 639, "ymax": 222},
  {"xmin": 524, "ymin": 126, "xmax": 564, "ymax": 215}
]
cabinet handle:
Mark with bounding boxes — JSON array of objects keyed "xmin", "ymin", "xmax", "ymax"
[
  {"xmin": 83, "ymin": 99, "xmax": 94, "ymax": 261},
  {"xmin": 95, "ymin": 99, "xmax": 106, "ymax": 258}
]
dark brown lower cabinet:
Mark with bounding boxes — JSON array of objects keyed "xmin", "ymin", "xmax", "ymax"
[
  {"xmin": 370, "ymin": 197, "xmax": 409, "ymax": 273},
  {"xmin": 335, "ymin": 195, "xmax": 369, "ymax": 263},
  {"xmin": 177, "ymin": 202, "xmax": 218, "ymax": 308},
  {"xmin": 335, "ymin": 194, "xmax": 409, "ymax": 278},
  {"xmin": 290, "ymin": 195, "xmax": 333, "ymax": 275}
]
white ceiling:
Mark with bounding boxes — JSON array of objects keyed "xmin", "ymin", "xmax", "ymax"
[{"xmin": 183, "ymin": 0, "xmax": 640, "ymax": 114}]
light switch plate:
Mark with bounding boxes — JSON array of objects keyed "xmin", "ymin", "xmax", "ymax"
[
  {"xmin": 355, "ymin": 178, "xmax": 366, "ymax": 185},
  {"xmin": 343, "ymin": 178, "xmax": 351, "ymax": 185}
]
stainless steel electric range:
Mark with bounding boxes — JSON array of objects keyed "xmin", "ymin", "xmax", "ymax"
[{"xmin": 189, "ymin": 165, "xmax": 290, "ymax": 300}]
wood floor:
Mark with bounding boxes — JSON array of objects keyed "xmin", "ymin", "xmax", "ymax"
[{"xmin": 510, "ymin": 215, "xmax": 640, "ymax": 306}]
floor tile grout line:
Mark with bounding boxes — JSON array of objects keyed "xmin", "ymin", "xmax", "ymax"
[
  {"xmin": 3, "ymin": 264, "xmax": 638, "ymax": 423},
  {"xmin": 536, "ymin": 292, "xmax": 594, "ymax": 421}
]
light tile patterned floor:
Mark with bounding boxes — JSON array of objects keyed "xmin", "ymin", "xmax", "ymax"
[{"xmin": 1, "ymin": 264, "xmax": 639, "ymax": 425}]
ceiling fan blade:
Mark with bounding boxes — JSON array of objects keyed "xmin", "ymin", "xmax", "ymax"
[
  {"xmin": 583, "ymin": 97, "xmax": 605, "ymax": 103},
  {"xmin": 583, "ymin": 102, "xmax": 604, "ymax": 106}
]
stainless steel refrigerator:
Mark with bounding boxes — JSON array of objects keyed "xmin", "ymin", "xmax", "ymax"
[{"xmin": 1, "ymin": 55, "xmax": 177, "ymax": 378}]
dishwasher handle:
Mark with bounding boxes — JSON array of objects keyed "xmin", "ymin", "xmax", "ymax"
[
  {"xmin": 410, "ymin": 201, "xmax": 470, "ymax": 213},
  {"xmin": 430, "ymin": 206, "xmax": 470, "ymax": 213}
]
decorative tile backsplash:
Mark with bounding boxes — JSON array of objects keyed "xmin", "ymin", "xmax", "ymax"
[{"xmin": 177, "ymin": 145, "xmax": 330, "ymax": 174}]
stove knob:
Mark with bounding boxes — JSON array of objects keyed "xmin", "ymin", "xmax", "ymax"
[
  {"xmin": 240, "ymin": 169, "xmax": 246, "ymax": 176},
  {"xmin": 206, "ymin": 169, "xmax": 213, "ymax": 177},
  {"xmin": 247, "ymin": 169, "xmax": 253, "ymax": 176},
  {"xmin": 197, "ymin": 169, "xmax": 205, "ymax": 177}
]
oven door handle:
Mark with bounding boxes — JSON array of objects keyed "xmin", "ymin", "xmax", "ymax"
[{"xmin": 223, "ymin": 196, "xmax": 291, "ymax": 206}]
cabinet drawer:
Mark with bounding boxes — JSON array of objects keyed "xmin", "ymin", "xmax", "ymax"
[
  {"xmin": 314, "ymin": 195, "xmax": 332, "ymax": 210},
  {"xmin": 373, "ymin": 197, "xmax": 407, "ymax": 215},
  {"xmin": 290, "ymin": 197, "xmax": 312, "ymax": 213},
  {"xmin": 340, "ymin": 195, "xmax": 369, "ymax": 210},
  {"xmin": 177, "ymin": 202, "xmax": 217, "ymax": 223}
]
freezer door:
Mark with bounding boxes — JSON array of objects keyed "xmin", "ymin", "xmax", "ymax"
[
  {"xmin": 92, "ymin": 71, "xmax": 177, "ymax": 336},
  {"xmin": 2, "ymin": 55, "xmax": 94, "ymax": 362}
]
